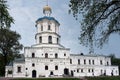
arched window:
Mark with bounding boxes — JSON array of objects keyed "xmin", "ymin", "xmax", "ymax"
[
  {"xmin": 32, "ymin": 53, "xmax": 35, "ymax": 58},
  {"xmin": 57, "ymin": 38, "xmax": 59, "ymax": 44},
  {"xmin": 84, "ymin": 59, "xmax": 86, "ymax": 64},
  {"xmin": 107, "ymin": 61, "xmax": 109, "ymax": 65},
  {"xmin": 78, "ymin": 59, "xmax": 80, "ymax": 65},
  {"xmin": 70, "ymin": 59, "xmax": 72, "ymax": 64},
  {"xmin": 48, "ymin": 36, "xmax": 52, "ymax": 44},
  {"xmin": 48, "ymin": 24, "xmax": 51, "ymax": 30},
  {"xmin": 39, "ymin": 36, "xmax": 42, "ymax": 43},
  {"xmin": 55, "ymin": 53, "xmax": 58, "ymax": 58},
  {"xmin": 45, "ymin": 53, "xmax": 48, "ymax": 58},
  {"xmin": 41, "ymin": 25, "xmax": 43, "ymax": 31}
]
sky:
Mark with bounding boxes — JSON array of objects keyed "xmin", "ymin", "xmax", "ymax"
[{"xmin": 7, "ymin": 0, "xmax": 120, "ymax": 58}]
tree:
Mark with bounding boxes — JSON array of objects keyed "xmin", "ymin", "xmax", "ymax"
[
  {"xmin": 109, "ymin": 54, "xmax": 120, "ymax": 75},
  {"xmin": 0, "ymin": 29, "xmax": 23, "ymax": 76},
  {"xmin": 0, "ymin": 0, "xmax": 22, "ymax": 76},
  {"xmin": 0, "ymin": 0, "xmax": 14, "ymax": 29},
  {"xmin": 69, "ymin": 0, "xmax": 120, "ymax": 52}
]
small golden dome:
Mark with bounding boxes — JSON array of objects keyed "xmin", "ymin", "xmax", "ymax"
[{"xmin": 43, "ymin": 5, "xmax": 52, "ymax": 13}]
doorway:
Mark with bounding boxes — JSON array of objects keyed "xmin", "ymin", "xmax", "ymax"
[
  {"xmin": 64, "ymin": 68, "xmax": 69, "ymax": 75},
  {"xmin": 32, "ymin": 70, "xmax": 37, "ymax": 78}
]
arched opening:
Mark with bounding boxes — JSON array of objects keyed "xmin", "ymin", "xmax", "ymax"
[
  {"xmin": 39, "ymin": 36, "xmax": 42, "ymax": 43},
  {"xmin": 48, "ymin": 25, "xmax": 51, "ymax": 30},
  {"xmin": 57, "ymin": 38, "xmax": 59, "ymax": 44},
  {"xmin": 71, "ymin": 70, "xmax": 74, "ymax": 76},
  {"xmin": 45, "ymin": 53, "xmax": 48, "ymax": 58},
  {"xmin": 48, "ymin": 36, "xmax": 52, "ymax": 44},
  {"xmin": 70, "ymin": 59, "xmax": 72, "ymax": 64},
  {"xmin": 41, "ymin": 25, "xmax": 43, "ymax": 31},
  {"xmin": 55, "ymin": 53, "xmax": 58, "ymax": 58},
  {"xmin": 50, "ymin": 71, "xmax": 54, "ymax": 75},
  {"xmin": 32, "ymin": 70, "xmax": 37, "ymax": 78},
  {"xmin": 32, "ymin": 53, "xmax": 35, "ymax": 58},
  {"xmin": 78, "ymin": 59, "xmax": 80, "ymax": 65},
  {"xmin": 64, "ymin": 68, "xmax": 69, "ymax": 75}
]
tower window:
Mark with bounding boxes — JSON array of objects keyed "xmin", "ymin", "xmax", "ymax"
[
  {"xmin": 17, "ymin": 66, "xmax": 21, "ymax": 73},
  {"xmin": 81, "ymin": 69, "xmax": 83, "ymax": 73},
  {"xmin": 41, "ymin": 25, "xmax": 43, "ymax": 31},
  {"xmin": 78, "ymin": 59, "xmax": 80, "ymax": 65},
  {"xmin": 107, "ymin": 61, "xmax": 109, "ymax": 65},
  {"xmin": 92, "ymin": 60, "xmax": 94, "ymax": 65},
  {"xmin": 45, "ymin": 65, "xmax": 48, "ymax": 70},
  {"xmin": 88, "ymin": 69, "xmax": 90, "ymax": 73},
  {"xmin": 89, "ymin": 60, "xmax": 91, "ymax": 65},
  {"xmin": 64, "ymin": 53, "xmax": 66, "ymax": 56},
  {"xmin": 70, "ymin": 59, "xmax": 72, "ymax": 64},
  {"xmin": 45, "ymin": 53, "xmax": 48, "ymax": 58},
  {"xmin": 48, "ymin": 36, "xmax": 52, "ymax": 44},
  {"xmin": 55, "ymin": 53, "xmax": 58, "ymax": 58},
  {"xmin": 32, "ymin": 53, "xmax": 35, "ymax": 58},
  {"xmin": 84, "ymin": 59, "xmax": 86, "ymax": 64},
  {"xmin": 57, "ymin": 38, "xmax": 59, "ymax": 44},
  {"xmin": 48, "ymin": 25, "xmax": 51, "ymax": 30},
  {"xmin": 55, "ymin": 66, "xmax": 58, "ymax": 70},
  {"xmin": 39, "ymin": 36, "xmax": 42, "ymax": 43},
  {"xmin": 77, "ymin": 69, "xmax": 79, "ymax": 73},
  {"xmin": 100, "ymin": 60, "xmax": 103, "ymax": 65}
]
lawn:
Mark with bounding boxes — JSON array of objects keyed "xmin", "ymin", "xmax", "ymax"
[
  {"xmin": 10, "ymin": 78, "xmax": 80, "ymax": 80},
  {"xmin": 87, "ymin": 76, "xmax": 120, "ymax": 80},
  {"xmin": 10, "ymin": 76, "xmax": 120, "ymax": 80}
]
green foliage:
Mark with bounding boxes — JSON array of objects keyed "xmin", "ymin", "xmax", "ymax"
[
  {"xmin": 69, "ymin": 0, "xmax": 120, "ymax": 52},
  {"xmin": 87, "ymin": 76, "xmax": 120, "ymax": 80},
  {"xmin": 9, "ymin": 76, "xmax": 120, "ymax": 80},
  {"xmin": 108, "ymin": 54, "xmax": 120, "ymax": 75},
  {"xmin": 0, "ymin": 0, "xmax": 22, "ymax": 76},
  {"xmin": 0, "ymin": 29, "xmax": 23, "ymax": 76},
  {"xmin": 0, "ymin": 0, "xmax": 14, "ymax": 28}
]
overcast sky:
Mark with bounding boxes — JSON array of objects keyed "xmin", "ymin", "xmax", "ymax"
[{"xmin": 7, "ymin": 0, "xmax": 120, "ymax": 58}]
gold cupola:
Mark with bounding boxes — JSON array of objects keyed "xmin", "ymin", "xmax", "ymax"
[{"xmin": 43, "ymin": 5, "xmax": 52, "ymax": 16}]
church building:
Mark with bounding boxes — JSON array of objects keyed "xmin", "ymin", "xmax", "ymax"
[{"xmin": 5, "ymin": 5, "xmax": 119, "ymax": 78}]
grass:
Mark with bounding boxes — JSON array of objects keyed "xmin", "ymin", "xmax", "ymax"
[
  {"xmin": 86, "ymin": 76, "xmax": 120, "ymax": 80},
  {"xmin": 10, "ymin": 76, "xmax": 120, "ymax": 80},
  {"xmin": 10, "ymin": 78, "xmax": 80, "ymax": 80}
]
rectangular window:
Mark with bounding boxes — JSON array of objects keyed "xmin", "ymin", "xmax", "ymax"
[
  {"xmin": 17, "ymin": 66, "xmax": 21, "ymax": 73},
  {"xmin": 45, "ymin": 65, "xmax": 48, "ymax": 70},
  {"xmin": 55, "ymin": 66, "xmax": 58, "ymax": 70}
]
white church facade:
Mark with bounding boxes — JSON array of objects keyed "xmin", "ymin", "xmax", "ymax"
[{"xmin": 5, "ymin": 5, "xmax": 119, "ymax": 78}]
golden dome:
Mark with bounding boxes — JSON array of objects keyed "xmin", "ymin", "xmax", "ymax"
[{"xmin": 43, "ymin": 5, "xmax": 52, "ymax": 13}]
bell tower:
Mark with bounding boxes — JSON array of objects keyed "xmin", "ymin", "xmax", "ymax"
[{"xmin": 35, "ymin": 5, "xmax": 60, "ymax": 46}]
